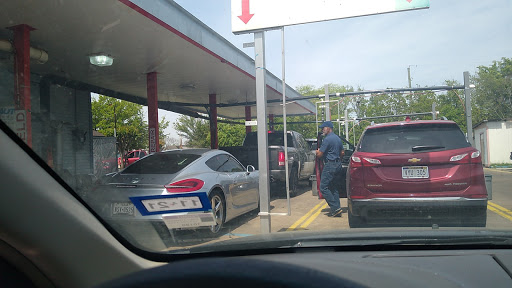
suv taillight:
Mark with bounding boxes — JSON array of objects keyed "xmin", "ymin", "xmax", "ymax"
[
  {"xmin": 350, "ymin": 156, "xmax": 362, "ymax": 168},
  {"xmin": 350, "ymin": 156, "xmax": 381, "ymax": 167},
  {"xmin": 470, "ymin": 150, "xmax": 482, "ymax": 164},
  {"xmin": 278, "ymin": 151, "xmax": 285, "ymax": 166},
  {"xmin": 450, "ymin": 151, "xmax": 481, "ymax": 164},
  {"xmin": 363, "ymin": 157, "xmax": 381, "ymax": 166},
  {"xmin": 165, "ymin": 179, "xmax": 204, "ymax": 193},
  {"xmin": 450, "ymin": 153, "xmax": 469, "ymax": 163}
]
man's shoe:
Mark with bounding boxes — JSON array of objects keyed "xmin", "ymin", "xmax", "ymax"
[{"xmin": 328, "ymin": 208, "xmax": 342, "ymax": 217}]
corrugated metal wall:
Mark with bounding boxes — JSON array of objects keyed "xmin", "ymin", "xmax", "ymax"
[{"xmin": 49, "ymin": 85, "xmax": 93, "ymax": 187}]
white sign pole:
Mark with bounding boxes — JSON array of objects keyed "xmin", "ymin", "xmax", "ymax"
[
  {"xmin": 254, "ymin": 31, "xmax": 271, "ymax": 234},
  {"xmin": 281, "ymin": 27, "xmax": 291, "ymax": 216}
]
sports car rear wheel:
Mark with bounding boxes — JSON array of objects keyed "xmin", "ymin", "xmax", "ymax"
[{"xmin": 209, "ymin": 191, "xmax": 225, "ymax": 234}]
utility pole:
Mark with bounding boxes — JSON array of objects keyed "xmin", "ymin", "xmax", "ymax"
[
  {"xmin": 407, "ymin": 66, "xmax": 412, "ymax": 88},
  {"xmin": 464, "ymin": 71, "xmax": 473, "ymax": 146},
  {"xmin": 324, "ymin": 84, "xmax": 330, "ymax": 120}
]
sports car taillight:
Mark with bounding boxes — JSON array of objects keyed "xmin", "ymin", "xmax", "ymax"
[{"xmin": 164, "ymin": 179, "xmax": 204, "ymax": 193}]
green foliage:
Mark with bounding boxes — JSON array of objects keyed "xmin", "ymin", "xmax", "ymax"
[
  {"xmin": 173, "ymin": 116, "xmax": 246, "ymax": 148},
  {"xmin": 173, "ymin": 57, "xmax": 512, "ymax": 148},
  {"xmin": 472, "ymin": 57, "xmax": 512, "ymax": 123},
  {"xmin": 438, "ymin": 80, "xmax": 466, "ymax": 130},
  {"xmin": 174, "ymin": 116, "xmax": 210, "ymax": 148},
  {"xmin": 294, "ymin": 84, "xmax": 356, "ymax": 138},
  {"xmin": 218, "ymin": 122, "xmax": 245, "ymax": 146},
  {"xmin": 91, "ymin": 95, "xmax": 169, "ymax": 165}
]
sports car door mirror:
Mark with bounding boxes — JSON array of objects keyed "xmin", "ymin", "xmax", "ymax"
[{"xmin": 246, "ymin": 165, "xmax": 255, "ymax": 174}]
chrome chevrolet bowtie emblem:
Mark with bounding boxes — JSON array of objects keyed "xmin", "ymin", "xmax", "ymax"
[{"xmin": 408, "ymin": 158, "xmax": 421, "ymax": 163}]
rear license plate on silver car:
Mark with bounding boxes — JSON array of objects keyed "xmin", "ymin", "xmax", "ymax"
[
  {"xmin": 402, "ymin": 166, "xmax": 429, "ymax": 179},
  {"xmin": 112, "ymin": 202, "xmax": 135, "ymax": 216}
]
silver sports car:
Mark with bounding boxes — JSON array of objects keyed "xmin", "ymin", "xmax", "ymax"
[{"xmin": 85, "ymin": 149, "xmax": 259, "ymax": 248}]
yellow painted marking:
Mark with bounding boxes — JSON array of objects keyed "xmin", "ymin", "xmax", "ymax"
[
  {"xmin": 300, "ymin": 203, "xmax": 329, "ymax": 229},
  {"xmin": 488, "ymin": 201, "xmax": 512, "ymax": 221},
  {"xmin": 287, "ymin": 201, "xmax": 325, "ymax": 231}
]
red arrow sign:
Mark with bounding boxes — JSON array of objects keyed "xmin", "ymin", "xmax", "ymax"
[{"xmin": 238, "ymin": 0, "xmax": 254, "ymax": 24}]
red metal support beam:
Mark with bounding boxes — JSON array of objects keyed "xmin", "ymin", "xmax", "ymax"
[
  {"xmin": 147, "ymin": 72, "xmax": 159, "ymax": 153},
  {"xmin": 209, "ymin": 94, "xmax": 218, "ymax": 149},
  {"xmin": 245, "ymin": 106, "xmax": 252, "ymax": 134},
  {"xmin": 10, "ymin": 24, "xmax": 34, "ymax": 147}
]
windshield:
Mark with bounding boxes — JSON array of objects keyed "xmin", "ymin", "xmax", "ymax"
[{"xmin": 1, "ymin": 0, "xmax": 512, "ymax": 257}]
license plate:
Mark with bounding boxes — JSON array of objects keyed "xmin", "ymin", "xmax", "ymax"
[
  {"xmin": 162, "ymin": 213, "xmax": 216, "ymax": 229},
  {"xmin": 141, "ymin": 196, "xmax": 203, "ymax": 213},
  {"xmin": 402, "ymin": 166, "xmax": 429, "ymax": 179},
  {"xmin": 112, "ymin": 202, "xmax": 135, "ymax": 216}
]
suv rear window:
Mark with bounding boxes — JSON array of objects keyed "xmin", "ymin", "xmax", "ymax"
[
  {"xmin": 122, "ymin": 153, "xmax": 200, "ymax": 174},
  {"xmin": 359, "ymin": 123, "xmax": 471, "ymax": 153}
]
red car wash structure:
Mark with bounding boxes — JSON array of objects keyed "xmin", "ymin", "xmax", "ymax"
[{"xmin": 1, "ymin": 0, "xmax": 315, "ymax": 193}]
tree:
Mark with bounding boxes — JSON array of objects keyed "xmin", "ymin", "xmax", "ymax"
[
  {"xmin": 173, "ymin": 115, "xmax": 246, "ymax": 148},
  {"xmin": 162, "ymin": 136, "xmax": 182, "ymax": 150},
  {"xmin": 218, "ymin": 122, "xmax": 245, "ymax": 147},
  {"xmin": 174, "ymin": 116, "xmax": 210, "ymax": 148},
  {"xmin": 472, "ymin": 57, "xmax": 512, "ymax": 124},
  {"xmin": 92, "ymin": 95, "xmax": 169, "ymax": 167},
  {"xmin": 438, "ymin": 80, "xmax": 466, "ymax": 130}
]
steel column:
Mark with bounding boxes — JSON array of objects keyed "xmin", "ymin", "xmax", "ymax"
[
  {"xmin": 147, "ymin": 72, "xmax": 159, "ymax": 153},
  {"xmin": 245, "ymin": 106, "xmax": 252, "ymax": 134},
  {"xmin": 254, "ymin": 31, "xmax": 271, "ymax": 234},
  {"xmin": 11, "ymin": 24, "xmax": 34, "ymax": 147},
  {"xmin": 209, "ymin": 94, "xmax": 218, "ymax": 149},
  {"xmin": 269, "ymin": 114, "xmax": 274, "ymax": 132}
]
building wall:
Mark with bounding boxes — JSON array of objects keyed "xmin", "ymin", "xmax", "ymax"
[
  {"xmin": 0, "ymin": 58, "xmax": 93, "ymax": 192},
  {"xmin": 487, "ymin": 121, "xmax": 512, "ymax": 164},
  {"xmin": 474, "ymin": 125, "xmax": 488, "ymax": 166},
  {"xmin": 474, "ymin": 121, "xmax": 512, "ymax": 166},
  {"xmin": 49, "ymin": 85, "xmax": 93, "ymax": 179}
]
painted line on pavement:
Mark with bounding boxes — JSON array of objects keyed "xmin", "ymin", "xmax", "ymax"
[
  {"xmin": 488, "ymin": 201, "xmax": 512, "ymax": 222},
  {"xmin": 484, "ymin": 168, "xmax": 512, "ymax": 174},
  {"xmin": 299, "ymin": 203, "xmax": 329, "ymax": 229},
  {"xmin": 287, "ymin": 200, "xmax": 325, "ymax": 231}
]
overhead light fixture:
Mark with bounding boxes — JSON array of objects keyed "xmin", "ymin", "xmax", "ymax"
[
  {"xmin": 180, "ymin": 83, "xmax": 196, "ymax": 90},
  {"xmin": 89, "ymin": 53, "xmax": 114, "ymax": 66}
]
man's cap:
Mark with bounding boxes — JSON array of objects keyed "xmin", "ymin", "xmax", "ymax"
[{"xmin": 319, "ymin": 121, "xmax": 334, "ymax": 129}]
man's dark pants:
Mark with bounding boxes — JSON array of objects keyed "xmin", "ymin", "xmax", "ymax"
[{"xmin": 320, "ymin": 161, "xmax": 342, "ymax": 213}]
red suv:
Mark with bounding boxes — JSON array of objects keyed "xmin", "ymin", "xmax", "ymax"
[{"xmin": 347, "ymin": 120, "xmax": 487, "ymax": 228}]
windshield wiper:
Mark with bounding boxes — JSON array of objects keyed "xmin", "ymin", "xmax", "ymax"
[
  {"xmin": 290, "ymin": 235, "xmax": 512, "ymax": 248},
  {"xmin": 412, "ymin": 145, "xmax": 445, "ymax": 152}
]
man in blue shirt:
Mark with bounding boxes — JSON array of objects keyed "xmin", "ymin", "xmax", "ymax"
[{"xmin": 316, "ymin": 121, "xmax": 344, "ymax": 217}]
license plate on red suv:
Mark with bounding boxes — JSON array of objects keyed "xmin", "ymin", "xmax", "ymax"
[{"xmin": 402, "ymin": 166, "xmax": 429, "ymax": 179}]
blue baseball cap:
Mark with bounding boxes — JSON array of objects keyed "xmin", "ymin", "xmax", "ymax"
[{"xmin": 319, "ymin": 121, "xmax": 333, "ymax": 129}]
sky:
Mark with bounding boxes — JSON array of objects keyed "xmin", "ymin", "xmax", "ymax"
[{"xmin": 159, "ymin": 0, "xmax": 512, "ymax": 139}]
